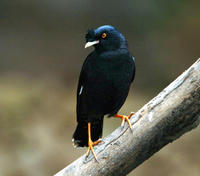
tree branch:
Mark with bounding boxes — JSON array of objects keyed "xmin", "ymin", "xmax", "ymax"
[{"xmin": 55, "ymin": 58, "xmax": 200, "ymax": 176}]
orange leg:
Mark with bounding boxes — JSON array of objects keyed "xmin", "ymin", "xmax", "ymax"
[
  {"xmin": 114, "ymin": 112, "xmax": 134, "ymax": 129},
  {"xmin": 85, "ymin": 123, "xmax": 101, "ymax": 161}
]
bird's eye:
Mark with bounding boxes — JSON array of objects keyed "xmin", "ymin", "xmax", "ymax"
[{"xmin": 101, "ymin": 33, "xmax": 107, "ymax": 39}]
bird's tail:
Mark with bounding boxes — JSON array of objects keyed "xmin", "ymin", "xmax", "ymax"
[{"xmin": 72, "ymin": 118, "xmax": 104, "ymax": 147}]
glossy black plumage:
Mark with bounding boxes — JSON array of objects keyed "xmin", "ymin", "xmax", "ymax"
[{"xmin": 73, "ymin": 25, "xmax": 135, "ymax": 147}]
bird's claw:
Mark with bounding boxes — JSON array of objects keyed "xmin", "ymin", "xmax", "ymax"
[
  {"xmin": 114, "ymin": 112, "xmax": 135, "ymax": 129},
  {"xmin": 86, "ymin": 139, "xmax": 102, "ymax": 162}
]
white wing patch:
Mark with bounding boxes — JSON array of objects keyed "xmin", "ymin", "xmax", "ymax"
[
  {"xmin": 79, "ymin": 86, "xmax": 83, "ymax": 95},
  {"xmin": 132, "ymin": 56, "xmax": 135, "ymax": 62}
]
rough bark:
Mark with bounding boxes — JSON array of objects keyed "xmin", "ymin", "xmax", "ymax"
[{"xmin": 55, "ymin": 58, "xmax": 200, "ymax": 176}]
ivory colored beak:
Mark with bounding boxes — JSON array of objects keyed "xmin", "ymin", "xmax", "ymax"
[{"xmin": 85, "ymin": 40, "xmax": 99, "ymax": 48}]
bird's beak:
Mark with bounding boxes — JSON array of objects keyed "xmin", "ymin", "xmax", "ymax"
[{"xmin": 85, "ymin": 40, "xmax": 99, "ymax": 48}]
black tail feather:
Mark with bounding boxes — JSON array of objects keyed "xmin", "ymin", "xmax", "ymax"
[{"xmin": 72, "ymin": 117, "xmax": 104, "ymax": 147}]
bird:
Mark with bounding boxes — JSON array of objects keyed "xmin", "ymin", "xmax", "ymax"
[{"xmin": 72, "ymin": 25, "xmax": 135, "ymax": 161}]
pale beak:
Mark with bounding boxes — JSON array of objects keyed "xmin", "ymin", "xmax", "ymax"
[{"xmin": 85, "ymin": 40, "xmax": 99, "ymax": 48}]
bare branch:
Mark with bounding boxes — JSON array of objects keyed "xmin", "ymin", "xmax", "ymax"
[{"xmin": 55, "ymin": 58, "xmax": 200, "ymax": 176}]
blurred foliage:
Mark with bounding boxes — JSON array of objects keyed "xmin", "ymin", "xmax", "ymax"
[
  {"xmin": 0, "ymin": 0, "xmax": 200, "ymax": 92},
  {"xmin": 0, "ymin": 1, "xmax": 199, "ymax": 176}
]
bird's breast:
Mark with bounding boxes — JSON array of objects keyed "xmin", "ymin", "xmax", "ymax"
[{"xmin": 85, "ymin": 52, "xmax": 132, "ymax": 88}]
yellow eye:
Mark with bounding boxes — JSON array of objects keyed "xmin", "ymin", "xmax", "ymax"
[{"xmin": 102, "ymin": 33, "xmax": 107, "ymax": 39}]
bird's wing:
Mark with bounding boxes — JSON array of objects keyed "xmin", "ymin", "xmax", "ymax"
[
  {"xmin": 76, "ymin": 54, "xmax": 92, "ymax": 122},
  {"xmin": 76, "ymin": 52, "xmax": 93, "ymax": 96}
]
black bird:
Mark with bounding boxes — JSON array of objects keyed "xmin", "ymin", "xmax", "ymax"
[{"xmin": 72, "ymin": 25, "xmax": 135, "ymax": 160}]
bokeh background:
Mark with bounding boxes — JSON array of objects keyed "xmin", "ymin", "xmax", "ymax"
[{"xmin": 0, "ymin": 1, "xmax": 200, "ymax": 176}]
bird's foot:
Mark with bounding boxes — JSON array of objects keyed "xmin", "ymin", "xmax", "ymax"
[
  {"xmin": 114, "ymin": 112, "xmax": 134, "ymax": 129},
  {"xmin": 92, "ymin": 138, "xmax": 102, "ymax": 146},
  {"xmin": 86, "ymin": 139, "xmax": 101, "ymax": 162}
]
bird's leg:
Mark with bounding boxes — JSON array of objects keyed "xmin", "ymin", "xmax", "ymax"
[
  {"xmin": 114, "ymin": 112, "xmax": 134, "ymax": 129},
  {"xmin": 86, "ymin": 138, "xmax": 102, "ymax": 156},
  {"xmin": 85, "ymin": 122, "xmax": 100, "ymax": 161}
]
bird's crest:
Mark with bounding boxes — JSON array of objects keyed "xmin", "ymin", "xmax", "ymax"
[{"xmin": 85, "ymin": 29, "xmax": 95, "ymax": 41}]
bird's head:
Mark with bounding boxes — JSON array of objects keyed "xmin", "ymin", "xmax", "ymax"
[{"xmin": 85, "ymin": 25, "xmax": 127, "ymax": 52}]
